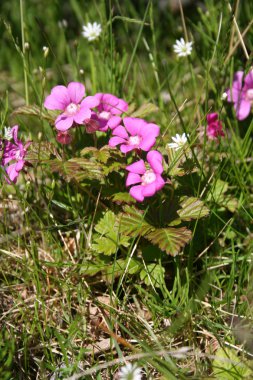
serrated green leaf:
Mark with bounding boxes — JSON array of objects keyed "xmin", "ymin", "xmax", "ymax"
[
  {"xmin": 207, "ymin": 179, "xmax": 228, "ymax": 203},
  {"xmin": 140, "ymin": 263, "xmax": 165, "ymax": 287},
  {"xmin": 95, "ymin": 211, "xmax": 116, "ymax": 235},
  {"xmin": 26, "ymin": 142, "xmax": 59, "ymax": 162},
  {"xmin": 213, "ymin": 347, "xmax": 252, "ymax": 379},
  {"xmin": 117, "ymin": 205, "xmax": 153, "ymax": 237},
  {"xmin": 92, "ymin": 235, "xmax": 117, "ymax": 255},
  {"xmin": 130, "ymin": 103, "xmax": 159, "ymax": 118},
  {"xmin": 12, "ymin": 104, "xmax": 56, "ymax": 123},
  {"xmin": 178, "ymin": 196, "xmax": 209, "ymax": 221},
  {"xmin": 48, "ymin": 158, "xmax": 104, "ymax": 182},
  {"xmin": 111, "ymin": 192, "xmax": 136, "ymax": 204},
  {"xmin": 146, "ymin": 227, "xmax": 192, "ymax": 256}
]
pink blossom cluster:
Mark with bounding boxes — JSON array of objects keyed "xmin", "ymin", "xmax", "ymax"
[
  {"xmin": 44, "ymin": 81, "xmax": 165, "ymax": 201},
  {"xmin": 0, "ymin": 125, "xmax": 31, "ymax": 183},
  {"xmin": 206, "ymin": 113, "xmax": 224, "ymax": 140}
]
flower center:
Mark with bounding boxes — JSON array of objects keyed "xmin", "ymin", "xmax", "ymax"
[
  {"xmin": 65, "ymin": 103, "xmax": 79, "ymax": 115},
  {"xmin": 141, "ymin": 170, "xmax": 156, "ymax": 185},
  {"xmin": 128, "ymin": 135, "xmax": 141, "ymax": 146},
  {"xmin": 246, "ymin": 89, "xmax": 253, "ymax": 101},
  {"xmin": 99, "ymin": 111, "xmax": 111, "ymax": 120}
]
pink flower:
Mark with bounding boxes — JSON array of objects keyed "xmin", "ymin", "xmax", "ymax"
[
  {"xmin": 206, "ymin": 113, "xmax": 224, "ymax": 140},
  {"xmin": 44, "ymin": 82, "xmax": 99, "ymax": 131},
  {"xmin": 90, "ymin": 93, "xmax": 128, "ymax": 131},
  {"xmin": 1, "ymin": 125, "xmax": 31, "ymax": 183},
  {"xmin": 109, "ymin": 117, "xmax": 160, "ymax": 154},
  {"xmin": 126, "ymin": 150, "xmax": 165, "ymax": 202},
  {"xmin": 226, "ymin": 70, "xmax": 253, "ymax": 120}
]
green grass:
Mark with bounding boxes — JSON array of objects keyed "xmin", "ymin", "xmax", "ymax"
[{"xmin": 1, "ymin": 0, "xmax": 253, "ymax": 379}]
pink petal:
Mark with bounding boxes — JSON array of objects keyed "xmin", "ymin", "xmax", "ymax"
[
  {"xmin": 123, "ymin": 117, "xmax": 146, "ymax": 136},
  {"xmin": 129, "ymin": 185, "xmax": 144, "ymax": 202},
  {"xmin": 15, "ymin": 160, "xmax": 25, "ymax": 172},
  {"xmin": 140, "ymin": 123, "xmax": 160, "ymax": 138},
  {"xmin": 73, "ymin": 107, "xmax": 91, "ymax": 124},
  {"xmin": 139, "ymin": 136, "xmax": 156, "ymax": 151},
  {"xmin": 147, "ymin": 151, "xmax": 163, "ymax": 174},
  {"xmin": 110, "ymin": 98, "xmax": 128, "ymax": 115},
  {"xmin": 6, "ymin": 164, "xmax": 19, "ymax": 183},
  {"xmin": 11, "ymin": 125, "xmax": 19, "ymax": 144},
  {"xmin": 120, "ymin": 144, "xmax": 135, "ymax": 153},
  {"xmin": 81, "ymin": 96, "xmax": 100, "ymax": 109},
  {"xmin": 112, "ymin": 125, "xmax": 128, "ymax": 139},
  {"xmin": 234, "ymin": 99, "xmax": 251, "ymax": 120},
  {"xmin": 206, "ymin": 113, "xmax": 218, "ymax": 124},
  {"xmin": 67, "ymin": 82, "xmax": 85, "ymax": 103},
  {"xmin": 109, "ymin": 136, "xmax": 126, "ymax": 147},
  {"xmin": 155, "ymin": 175, "xmax": 165, "ymax": 191},
  {"xmin": 142, "ymin": 182, "xmax": 157, "ymax": 197},
  {"xmin": 233, "ymin": 71, "xmax": 244, "ymax": 87},
  {"xmin": 126, "ymin": 172, "xmax": 141, "ymax": 186},
  {"xmin": 226, "ymin": 87, "xmax": 244, "ymax": 103},
  {"xmin": 55, "ymin": 114, "xmax": 74, "ymax": 131},
  {"xmin": 99, "ymin": 94, "xmax": 119, "ymax": 112},
  {"xmin": 108, "ymin": 116, "xmax": 122, "ymax": 129},
  {"xmin": 44, "ymin": 85, "xmax": 70, "ymax": 110},
  {"xmin": 244, "ymin": 70, "xmax": 253, "ymax": 88},
  {"xmin": 126, "ymin": 160, "xmax": 146, "ymax": 174}
]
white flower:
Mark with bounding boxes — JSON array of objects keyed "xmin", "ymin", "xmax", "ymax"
[
  {"xmin": 3, "ymin": 127, "xmax": 13, "ymax": 140},
  {"xmin": 118, "ymin": 363, "xmax": 143, "ymax": 380},
  {"xmin": 161, "ymin": 91, "xmax": 171, "ymax": 104},
  {"xmin": 167, "ymin": 133, "xmax": 189, "ymax": 151},
  {"xmin": 221, "ymin": 92, "xmax": 228, "ymax": 100},
  {"xmin": 173, "ymin": 38, "xmax": 193, "ymax": 57},
  {"xmin": 82, "ymin": 22, "xmax": 102, "ymax": 41}
]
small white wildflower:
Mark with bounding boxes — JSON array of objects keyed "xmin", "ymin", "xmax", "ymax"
[
  {"xmin": 79, "ymin": 69, "xmax": 84, "ymax": 75},
  {"xmin": 168, "ymin": 133, "xmax": 189, "ymax": 151},
  {"xmin": 82, "ymin": 22, "xmax": 102, "ymax": 41},
  {"xmin": 221, "ymin": 92, "xmax": 228, "ymax": 101},
  {"xmin": 173, "ymin": 38, "xmax": 193, "ymax": 57},
  {"xmin": 24, "ymin": 42, "xmax": 30, "ymax": 50},
  {"xmin": 118, "ymin": 363, "xmax": 143, "ymax": 380},
  {"xmin": 3, "ymin": 127, "xmax": 13, "ymax": 140},
  {"xmin": 161, "ymin": 90, "xmax": 171, "ymax": 104}
]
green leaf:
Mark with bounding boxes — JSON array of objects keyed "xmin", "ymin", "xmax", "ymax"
[
  {"xmin": 26, "ymin": 142, "xmax": 59, "ymax": 162},
  {"xmin": 207, "ymin": 179, "xmax": 228, "ymax": 203},
  {"xmin": 117, "ymin": 206, "xmax": 153, "ymax": 237},
  {"xmin": 48, "ymin": 158, "xmax": 104, "ymax": 182},
  {"xmin": 178, "ymin": 196, "xmax": 209, "ymax": 221},
  {"xmin": 111, "ymin": 192, "xmax": 136, "ymax": 204},
  {"xmin": 95, "ymin": 211, "xmax": 116, "ymax": 235},
  {"xmin": 93, "ymin": 211, "xmax": 130, "ymax": 255},
  {"xmin": 140, "ymin": 263, "xmax": 165, "ymax": 287},
  {"xmin": 213, "ymin": 347, "xmax": 252, "ymax": 379},
  {"xmin": 130, "ymin": 103, "xmax": 159, "ymax": 118},
  {"xmin": 146, "ymin": 227, "xmax": 192, "ymax": 256},
  {"xmin": 12, "ymin": 104, "xmax": 56, "ymax": 123}
]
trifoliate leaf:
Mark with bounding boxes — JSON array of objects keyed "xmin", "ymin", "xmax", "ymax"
[
  {"xmin": 140, "ymin": 263, "xmax": 165, "ymax": 287},
  {"xmin": 12, "ymin": 104, "xmax": 56, "ymax": 123},
  {"xmin": 213, "ymin": 347, "xmax": 252, "ymax": 379},
  {"xmin": 117, "ymin": 205, "xmax": 153, "ymax": 237},
  {"xmin": 146, "ymin": 227, "xmax": 192, "ymax": 256},
  {"xmin": 95, "ymin": 211, "xmax": 116, "ymax": 235},
  {"xmin": 178, "ymin": 196, "xmax": 209, "ymax": 221}
]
